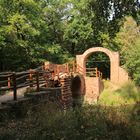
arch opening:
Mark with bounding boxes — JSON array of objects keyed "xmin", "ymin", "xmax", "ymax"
[
  {"xmin": 76, "ymin": 47, "xmax": 125, "ymax": 84},
  {"xmin": 85, "ymin": 52, "xmax": 111, "ymax": 80},
  {"xmin": 71, "ymin": 75, "xmax": 86, "ymax": 107}
]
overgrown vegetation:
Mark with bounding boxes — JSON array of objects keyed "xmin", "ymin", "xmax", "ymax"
[
  {"xmin": 0, "ymin": 81, "xmax": 140, "ymax": 140},
  {"xmin": 0, "ymin": 101, "xmax": 139, "ymax": 140},
  {"xmin": 99, "ymin": 81, "xmax": 140, "ymax": 106}
]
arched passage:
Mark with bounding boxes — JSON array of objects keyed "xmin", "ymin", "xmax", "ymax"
[
  {"xmin": 86, "ymin": 52, "xmax": 110, "ymax": 79},
  {"xmin": 71, "ymin": 75, "xmax": 86, "ymax": 107},
  {"xmin": 76, "ymin": 47, "xmax": 121, "ymax": 84}
]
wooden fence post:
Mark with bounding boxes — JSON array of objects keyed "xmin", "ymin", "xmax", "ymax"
[
  {"xmin": 66, "ymin": 63, "xmax": 69, "ymax": 74},
  {"xmin": 29, "ymin": 69, "xmax": 33, "ymax": 87},
  {"xmin": 8, "ymin": 76, "xmax": 11, "ymax": 89},
  {"xmin": 57, "ymin": 65, "xmax": 60, "ymax": 80},
  {"xmin": 72, "ymin": 61, "xmax": 75, "ymax": 73},
  {"xmin": 52, "ymin": 71, "xmax": 55, "ymax": 80},
  {"xmin": 13, "ymin": 72, "xmax": 17, "ymax": 100},
  {"xmin": 36, "ymin": 71, "xmax": 40, "ymax": 92},
  {"xmin": 96, "ymin": 68, "xmax": 98, "ymax": 77},
  {"xmin": 98, "ymin": 71, "xmax": 100, "ymax": 78}
]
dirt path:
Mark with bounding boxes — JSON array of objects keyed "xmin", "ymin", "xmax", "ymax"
[{"xmin": 0, "ymin": 87, "xmax": 29, "ymax": 104}]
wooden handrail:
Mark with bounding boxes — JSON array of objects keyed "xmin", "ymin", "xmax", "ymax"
[
  {"xmin": 0, "ymin": 68, "xmax": 54, "ymax": 100},
  {"xmin": 85, "ymin": 67, "xmax": 103, "ymax": 78}
]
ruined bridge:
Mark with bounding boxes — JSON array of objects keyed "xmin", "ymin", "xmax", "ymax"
[
  {"xmin": 0, "ymin": 60, "xmax": 103, "ymax": 107},
  {"xmin": 0, "ymin": 47, "xmax": 128, "ymax": 110},
  {"xmin": 44, "ymin": 60, "xmax": 104, "ymax": 104}
]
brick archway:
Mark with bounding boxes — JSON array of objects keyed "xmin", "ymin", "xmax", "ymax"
[{"xmin": 76, "ymin": 47, "xmax": 128, "ymax": 84}]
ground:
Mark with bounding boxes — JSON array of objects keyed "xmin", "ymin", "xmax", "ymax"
[{"xmin": 0, "ymin": 81, "xmax": 140, "ymax": 140}]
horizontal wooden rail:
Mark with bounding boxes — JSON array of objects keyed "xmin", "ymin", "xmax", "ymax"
[
  {"xmin": 86, "ymin": 67, "xmax": 102, "ymax": 78},
  {"xmin": 0, "ymin": 68, "xmax": 54, "ymax": 101},
  {"xmin": 0, "ymin": 72, "xmax": 13, "ymax": 75},
  {"xmin": 0, "ymin": 74, "xmax": 13, "ymax": 78},
  {"xmin": 86, "ymin": 68, "xmax": 97, "ymax": 70}
]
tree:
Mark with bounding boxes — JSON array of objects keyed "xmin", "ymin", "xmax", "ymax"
[
  {"xmin": 0, "ymin": 0, "xmax": 139, "ymax": 72},
  {"xmin": 63, "ymin": 0, "xmax": 140, "ymax": 54},
  {"xmin": 115, "ymin": 16, "xmax": 140, "ymax": 85},
  {"xmin": 0, "ymin": 0, "xmax": 43, "ymax": 71}
]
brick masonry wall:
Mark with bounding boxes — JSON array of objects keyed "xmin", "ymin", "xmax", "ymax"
[
  {"xmin": 118, "ymin": 67, "xmax": 129, "ymax": 85},
  {"xmin": 76, "ymin": 47, "xmax": 128, "ymax": 85},
  {"xmin": 60, "ymin": 75, "xmax": 104, "ymax": 106},
  {"xmin": 60, "ymin": 77, "xmax": 73, "ymax": 109},
  {"xmin": 85, "ymin": 77, "xmax": 104, "ymax": 104}
]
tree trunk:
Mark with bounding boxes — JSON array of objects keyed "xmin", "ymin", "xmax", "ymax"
[{"xmin": 71, "ymin": 42, "xmax": 75, "ymax": 55}]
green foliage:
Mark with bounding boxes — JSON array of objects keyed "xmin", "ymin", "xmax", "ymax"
[
  {"xmin": 124, "ymin": 39, "xmax": 140, "ymax": 85},
  {"xmin": 0, "ymin": 0, "xmax": 43, "ymax": 71},
  {"xmin": 115, "ymin": 16, "xmax": 140, "ymax": 85},
  {"xmin": 44, "ymin": 44, "xmax": 73, "ymax": 64},
  {"xmin": 0, "ymin": 0, "xmax": 139, "ymax": 87},
  {"xmin": 0, "ymin": 0, "xmax": 70, "ymax": 71}
]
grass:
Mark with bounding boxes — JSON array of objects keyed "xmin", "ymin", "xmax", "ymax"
[
  {"xmin": 0, "ymin": 103, "xmax": 139, "ymax": 140},
  {"xmin": 98, "ymin": 81, "xmax": 140, "ymax": 106},
  {"xmin": 0, "ymin": 81, "xmax": 139, "ymax": 140}
]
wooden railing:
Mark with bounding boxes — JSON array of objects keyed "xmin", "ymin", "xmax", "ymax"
[
  {"xmin": 0, "ymin": 61, "xmax": 103, "ymax": 101},
  {"xmin": 0, "ymin": 61, "xmax": 75, "ymax": 101},
  {"xmin": 76, "ymin": 64, "xmax": 102, "ymax": 78},
  {"xmin": 86, "ymin": 68, "xmax": 102, "ymax": 78},
  {"xmin": 0, "ymin": 68, "xmax": 54, "ymax": 101},
  {"xmin": 44, "ymin": 61, "xmax": 76, "ymax": 79},
  {"xmin": 86, "ymin": 68, "xmax": 97, "ymax": 77},
  {"xmin": 44, "ymin": 61, "xmax": 103, "ymax": 78}
]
